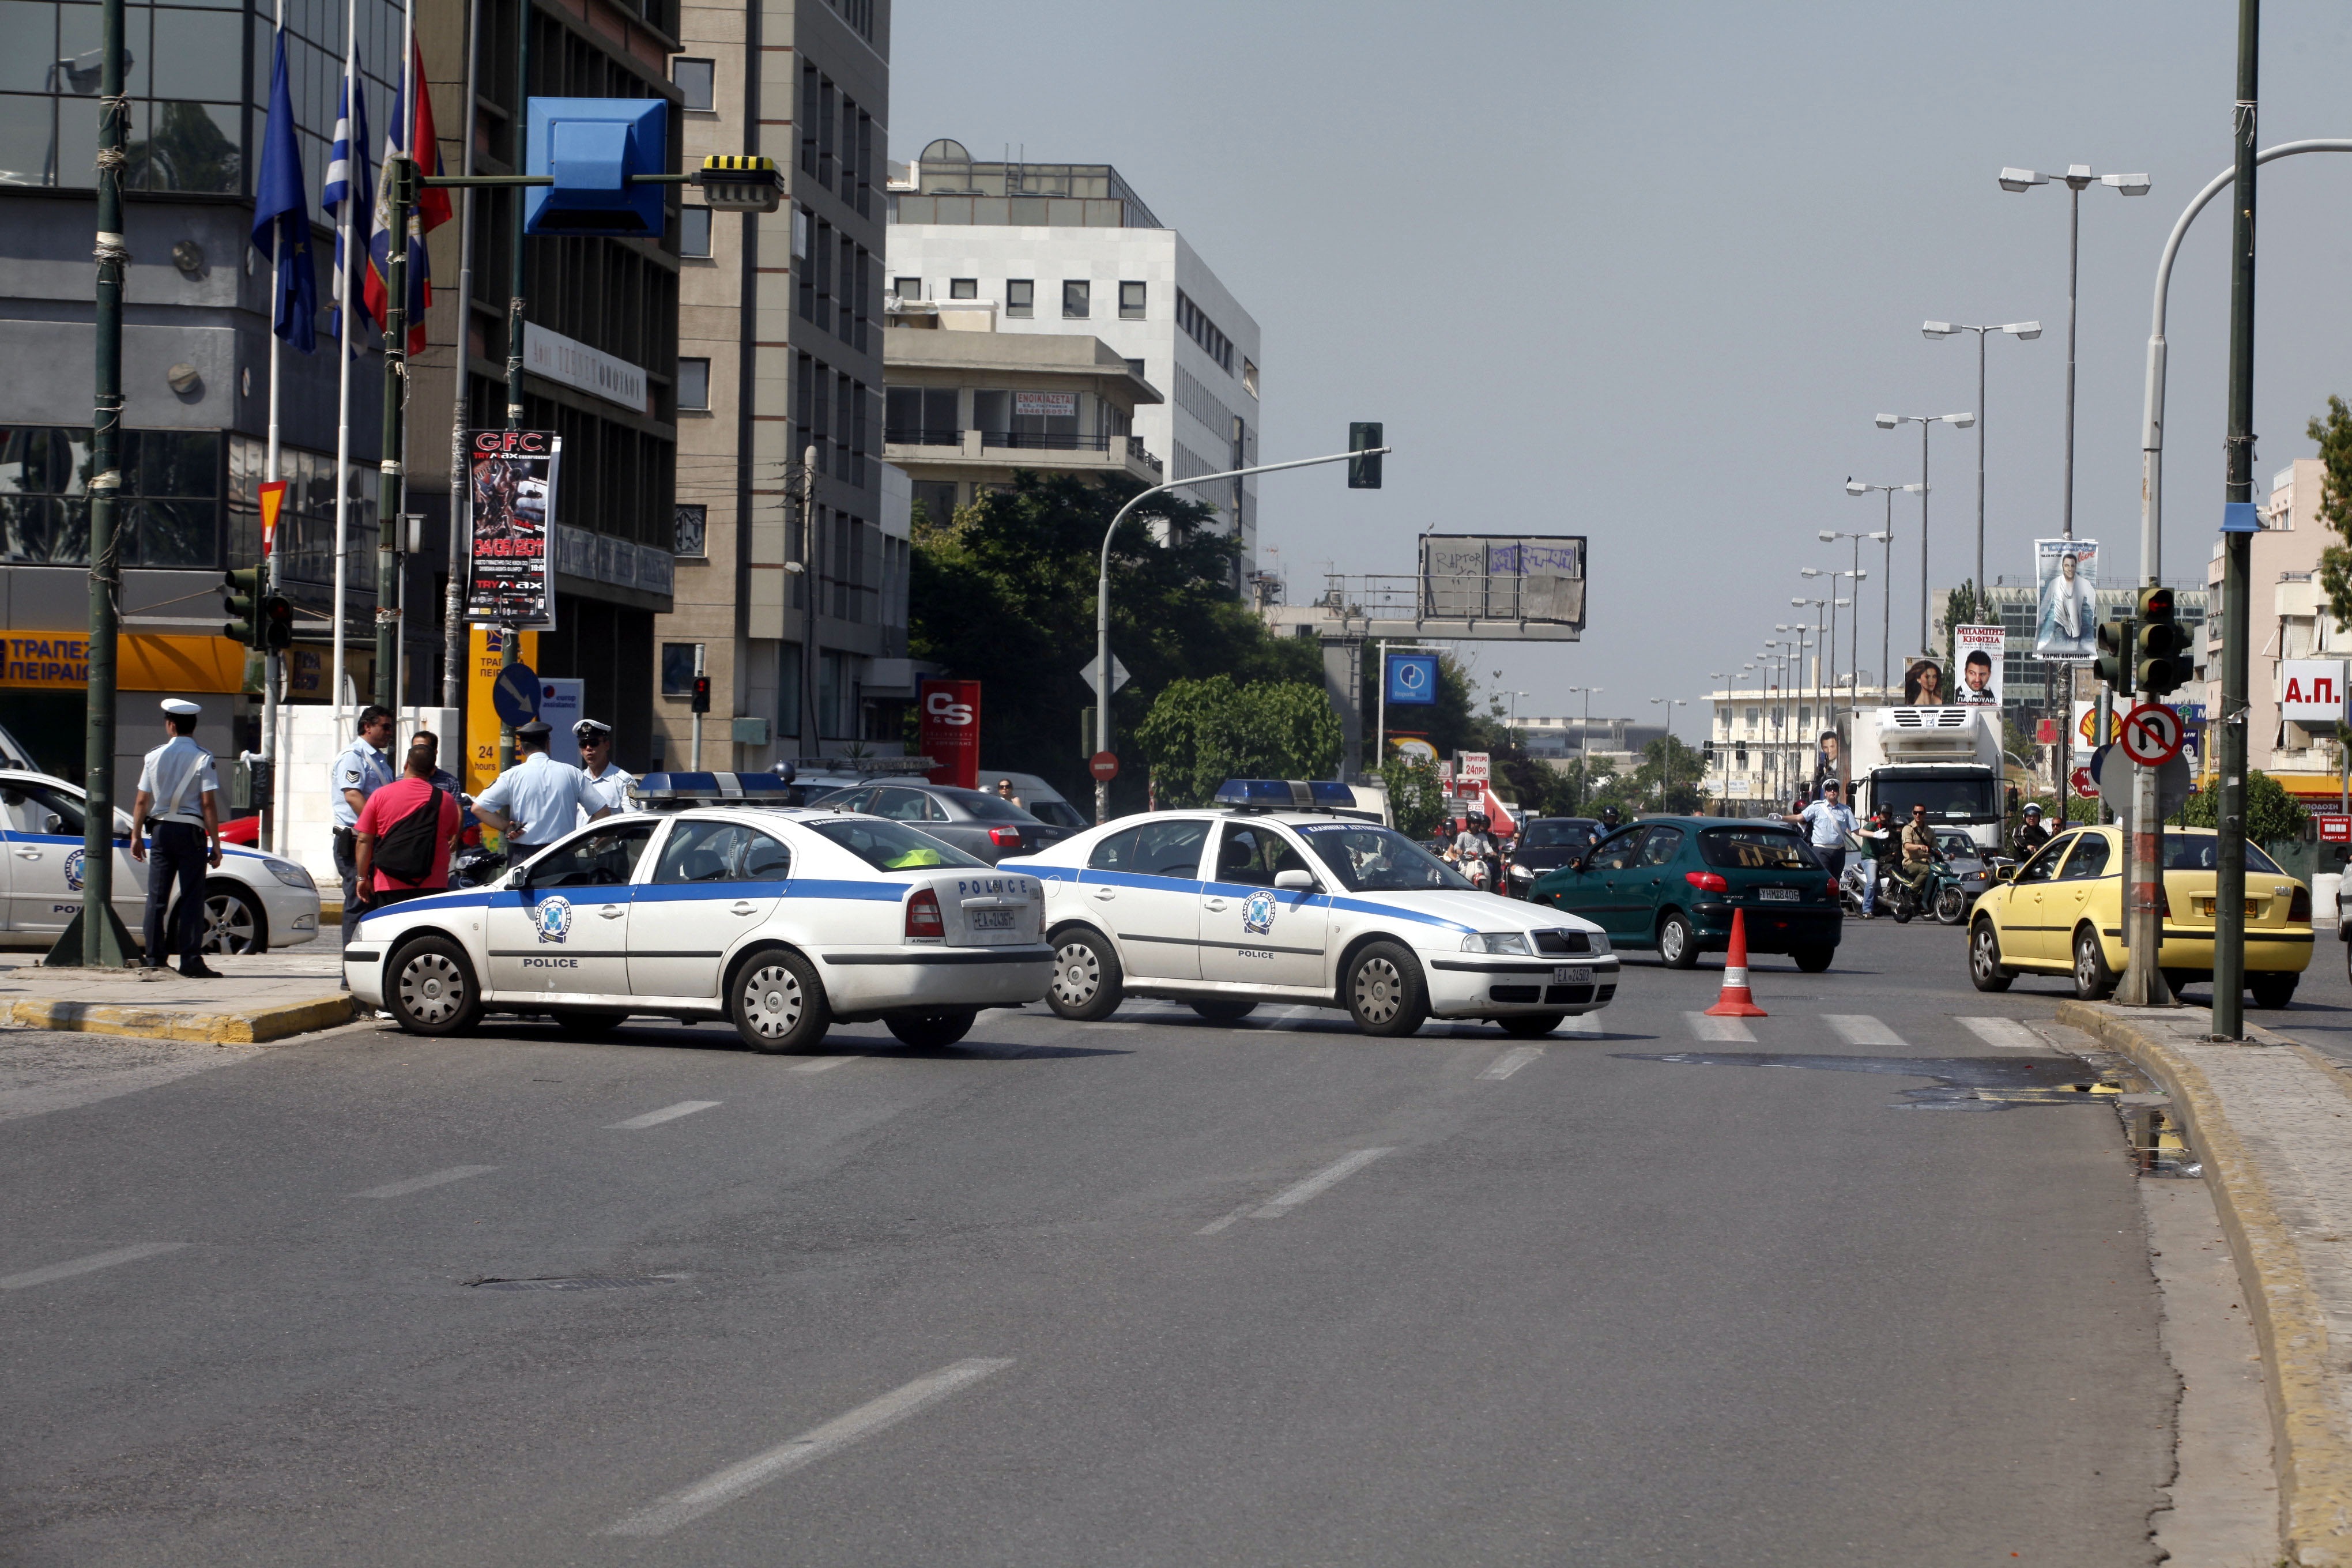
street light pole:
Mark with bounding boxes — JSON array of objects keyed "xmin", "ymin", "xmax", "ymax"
[
  {"xmin": 1923, "ymin": 319, "xmax": 2041, "ymax": 595},
  {"xmin": 1846, "ymin": 481, "xmax": 1920, "ymax": 691},
  {"xmin": 1874, "ymin": 413, "xmax": 1973, "ymax": 655},
  {"xmin": 1649, "ymin": 698, "xmax": 1686, "ymax": 811}
]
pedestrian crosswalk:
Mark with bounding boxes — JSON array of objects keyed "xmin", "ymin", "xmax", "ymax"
[{"xmin": 1824, "ymin": 1015, "xmax": 1908, "ymax": 1048}]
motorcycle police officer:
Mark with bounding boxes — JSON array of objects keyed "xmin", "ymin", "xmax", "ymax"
[
  {"xmin": 127, "ymin": 698, "xmax": 223, "ymax": 977},
  {"xmin": 2011, "ymin": 800, "xmax": 2052, "ymax": 860},
  {"xmin": 473, "ymin": 718, "xmax": 609, "ymax": 861}
]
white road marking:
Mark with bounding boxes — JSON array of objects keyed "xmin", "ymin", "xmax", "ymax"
[
  {"xmin": 352, "ymin": 1165, "xmax": 499, "ymax": 1200},
  {"xmin": 1250, "ymin": 1147, "xmax": 1394, "ymax": 1219},
  {"xmin": 607, "ymin": 1100, "xmax": 722, "ymax": 1129},
  {"xmin": 1082, "ymin": 1022, "xmax": 1140, "ymax": 1031},
  {"xmin": 1195, "ymin": 1206, "xmax": 1254, "ymax": 1235},
  {"xmin": 1957, "ymin": 1016, "xmax": 2045, "ymax": 1049},
  {"xmin": 1480, "ymin": 1045, "xmax": 1545, "ymax": 1080},
  {"xmin": 788, "ymin": 1057, "xmax": 856, "ymax": 1073},
  {"xmin": 1559, "ymin": 1013, "xmax": 1602, "ymax": 1035},
  {"xmin": 602, "ymin": 1358, "xmax": 1015, "ymax": 1537},
  {"xmin": 1825, "ymin": 1015, "xmax": 1908, "ymax": 1048},
  {"xmin": 0, "ymin": 1241, "xmax": 187, "ymax": 1292},
  {"xmin": 1686, "ymin": 1012, "xmax": 1757, "ymax": 1043}
]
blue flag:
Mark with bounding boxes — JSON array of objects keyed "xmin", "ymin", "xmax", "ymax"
[
  {"xmin": 250, "ymin": 29, "xmax": 318, "ymax": 353},
  {"xmin": 323, "ymin": 50, "xmax": 374, "ymax": 354}
]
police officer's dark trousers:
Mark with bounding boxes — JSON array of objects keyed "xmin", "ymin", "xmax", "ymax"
[{"xmin": 143, "ymin": 820, "xmax": 208, "ymax": 970}]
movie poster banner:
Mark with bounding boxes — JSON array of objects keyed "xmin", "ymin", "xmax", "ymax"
[
  {"xmin": 2033, "ymin": 537, "xmax": 2098, "ymax": 659},
  {"xmin": 1954, "ymin": 623, "xmax": 2004, "ymax": 708},
  {"xmin": 466, "ymin": 429, "xmax": 560, "ymax": 628}
]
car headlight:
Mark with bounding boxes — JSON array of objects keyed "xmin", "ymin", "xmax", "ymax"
[
  {"xmin": 1509, "ymin": 862, "xmax": 1532, "ymax": 877},
  {"xmin": 1461, "ymin": 932, "xmax": 1531, "ymax": 955},
  {"xmin": 265, "ymin": 858, "xmax": 314, "ymax": 889},
  {"xmin": 1585, "ymin": 931, "xmax": 1611, "ymax": 955}
]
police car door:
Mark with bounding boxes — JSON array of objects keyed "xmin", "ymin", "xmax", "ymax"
[
  {"xmin": 1079, "ymin": 816, "xmax": 1209, "ymax": 979},
  {"xmin": 628, "ymin": 817, "xmax": 791, "ymax": 1000},
  {"xmin": 0, "ymin": 781, "xmax": 142, "ymax": 935},
  {"xmin": 483, "ymin": 820, "xmax": 655, "ymax": 1000},
  {"xmin": 1199, "ymin": 822, "xmax": 1329, "ymax": 990}
]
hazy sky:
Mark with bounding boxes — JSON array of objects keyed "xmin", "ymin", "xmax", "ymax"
[{"xmin": 890, "ymin": 1, "xmax": 2352, "ymax": 730}]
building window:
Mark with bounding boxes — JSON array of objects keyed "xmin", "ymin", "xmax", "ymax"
[
  {"xmin": 1119, "ymin": 281, "xmax": 1145, "ymax": 319},
  {"xmin": 1242, "ymin": 358, "xmax": 1258, "ymax": 398},
  {"xmin": 680, "ymin": 206, "xmax": 712, "ymax": 258},
  {"xmin": 1176, "ymin": 289, "xmax": 1235, "ymax": 374},
  {"xmin": 674, "ymin": 504, "xmax": 707, "ymax": 558},
  {"xmin": 949, "ymin": 278, "xmax": 977, "ymax": 299},
  {"xmin": 1062, "ymin": 280, "xmax": 1090, "ymax": 319},
  {"xmin": 678, "ymin": 358, "xmax": 711, "ymax": 411},
  {"xmin": 1006, "ymin": 279, "xmax": 1034, "ymax": 318},
  {"xmin": 672, "ymin": 58, "xmax": 715, "ymax": 111},
  {"xmin": 661, "ymin": 643, "xmax": 699, "ymax": 696},
  {"xmin": 893, "ymin": 276, "xmax": 921, "ymax": 299}
]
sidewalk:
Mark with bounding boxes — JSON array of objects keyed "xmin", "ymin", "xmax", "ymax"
[
  {"xmin": 2059, "ymin": 998, "xmax": 2352, "ymax": 1566},
  {"xmin": 0, "ymin": 944, "xmax": 355, "ymax": 1044}
]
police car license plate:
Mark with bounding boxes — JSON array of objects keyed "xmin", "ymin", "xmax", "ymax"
[
  {"xmin": 1758, "ymin": 887, "xmax": 1800, "ymax": 902},
  {"xmin": 971, "ymin": 910, "xmax": 1016, "ymax": 930},
  {"xmin": 1552, "ymin": 966, "xmax": 1593, "ymax": 985}
]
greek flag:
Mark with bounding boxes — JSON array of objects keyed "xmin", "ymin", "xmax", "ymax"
[{"xmin": 323, "ymin": 52, "xmax": 374, "ymax": 355}]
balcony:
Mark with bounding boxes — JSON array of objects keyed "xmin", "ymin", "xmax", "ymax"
[
  {"xmin": 1128, "ymin": 435, "xmax": 1163, "ymax": 474},
  {"xmin": 980, "ymin": 431, "xmax": 1111, "ymax": 452},
  {"xmin": 884, "ymin": 426, "xmax": 964, "ymax": 448},
  {"xmin": 882, "ymin": 426, "xmax": 1163, "ymax": 484}
]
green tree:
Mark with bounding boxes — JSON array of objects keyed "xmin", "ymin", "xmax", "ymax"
[
  {"xmin": 1134, "ymin": 676, "xmax": 1343, "ymax": 808},
  {"xmin": 1627, "ymin": 735, "xmax": 1706, "ymax": 814},
  {"xmin": 1380, "ymin": 756, "xmax": 1446, "ymax": 839},
  {"xmin": 2308, "ymin": 395, "xmax": 2352, "ymax": 627},
  {"xmin": 2176, "ymin": 768, "xmax": 2310, "ymax": 844},
  {"xmin": 910, "ymin": 472, "xmax": 1322, "ymax": 811}
]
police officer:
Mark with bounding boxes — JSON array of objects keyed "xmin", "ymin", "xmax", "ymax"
[
  {"xmin": 574, "ymin": 718, "xmax": 638, "ymax": 824},
  {"xmin": 474, "ymin": 718, "xmax": 609, "ymax": 861},
  {"xmin": 331, "ymin": 704, "xmax": 395, "ymax": 943},
  {"xmin": 2012, "ymin": 800, "xmax": 2052, "ymax": 860},
  {"xmin": 127, "ymin": 698, "xmax": 222, "ymax": 978}
]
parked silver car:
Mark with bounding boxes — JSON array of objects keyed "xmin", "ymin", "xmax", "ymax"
[{"xmin": 809, "ymin": 781, "xmax": 1076, "ymax": 865}]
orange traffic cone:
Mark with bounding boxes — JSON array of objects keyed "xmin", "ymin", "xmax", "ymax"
[{"xmin": 1705, "ymin": 908, "xmax": 1768, "ymax": 1017}]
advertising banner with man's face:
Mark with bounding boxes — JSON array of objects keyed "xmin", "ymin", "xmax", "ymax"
[
  {"xmin": 2034, "ymin": 538, "xmax": 2098, "ymax": 659},
  {"xmin": 466, "ymin": 429, "xmax": 560, "ymax": 629},
  {"xmin": 1954, "ymin": 624, "xmax": 2004, "ymax": 708}
]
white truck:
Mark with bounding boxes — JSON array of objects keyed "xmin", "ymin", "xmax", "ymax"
[{"xmin": 1845, "ymin": 706, "xmax": 2009, "ymax": 851}]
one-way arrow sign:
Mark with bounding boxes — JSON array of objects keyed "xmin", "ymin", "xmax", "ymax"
[{"xmin": 1080, "ymin": 653, "xmax": 1130, "ymax": 697}]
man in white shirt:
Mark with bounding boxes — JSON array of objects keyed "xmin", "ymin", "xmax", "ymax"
[
  {"xmin": 127, "ymin": 698, "xmax": 222, "ymax": 977},
  {"xmin": 475, "ymin": 719, "xmax": 609, "ymax": 860},
  {"xmin": 573, "ymin": 718, "xmax": 639, "ymax": 824},
  {"xmin": 1785, "ymin": 779, "xmax": 1858, "ymax": 884}
]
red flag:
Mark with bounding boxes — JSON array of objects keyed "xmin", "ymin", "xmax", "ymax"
[{"xmin": 361, "ymin": 39, "xmax": 450, "ymax": 353}]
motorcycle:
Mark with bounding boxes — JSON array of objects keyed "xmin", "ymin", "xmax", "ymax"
[{"xmin": 1881, "ymin": 856, "xmax": 1974, "ymax": 925}]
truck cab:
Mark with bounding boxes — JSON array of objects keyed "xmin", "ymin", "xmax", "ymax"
[{"xmin": 1847, "ymin": 707, "xmax": 2006, "ymax": 851}]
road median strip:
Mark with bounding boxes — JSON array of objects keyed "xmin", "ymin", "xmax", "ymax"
[{"xmin": 2056, "ymin": 998, "xmax": 2352, "ymax": 1567}]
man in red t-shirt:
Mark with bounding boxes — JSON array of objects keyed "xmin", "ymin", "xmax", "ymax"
[{"xmin": 353, "ymin": 733, "xmax": 463, "ymax": 910}]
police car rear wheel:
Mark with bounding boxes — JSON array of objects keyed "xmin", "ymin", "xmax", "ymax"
[
  {"xmin": 1046, "ymin": 928, "xmax": 1123, "ymax": 1022},
  {"xmin": 181, "ymin": 882, "xmax": 263, "ymax": 955},
  {"xmin": 887, "ymin": 1009, "xmax": 976, "ymax": 1048},
  {"xmin": 730, "ymin": 949, "xmax": 831, "ymax": 1054},
  {"xmin": 1345, "ymin": 942, "xmax": 1428, "ymax": 1038},
  {"xmin": 388, "ymin": 937, "xmax": 481, "ymax": 1035}
]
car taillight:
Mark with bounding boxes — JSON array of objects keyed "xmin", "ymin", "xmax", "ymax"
[
  {"xmin": 1685, "ymin": 870, "xmax": 1728, "ymax": 892},
  {"xmin": 1826, "ymin": 876, "xmax": 1839, "ymax": 898},
  {"xmin": 988, "ymin": 827, "xmax": 1024, "ymax": 847},
  {"xmin": 906, "ymin": 888, "xmax": 945, "ymax": 939},
  {"xmin": 2293, "ymin": 885, "xmax": 2312, "ymax": 922}
]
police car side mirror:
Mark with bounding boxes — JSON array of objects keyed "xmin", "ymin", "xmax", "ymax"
[
  {"xmin": 1275, "ymin": 868, "xmax": 1316, "ymax": 892},
  {"xmin": 503, "ymin": 865, "xmax": 532, "ymax": 890}
]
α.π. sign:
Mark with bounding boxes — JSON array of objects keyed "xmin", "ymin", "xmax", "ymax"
[{"xmin": 2280, "ymin": 659, "xmax": 2350, "ymax": 723}]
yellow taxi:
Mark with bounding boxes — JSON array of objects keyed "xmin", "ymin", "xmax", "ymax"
[{"xmin": 1967, "ymin": 824, "xmax": 2313, "ymax": 1006}]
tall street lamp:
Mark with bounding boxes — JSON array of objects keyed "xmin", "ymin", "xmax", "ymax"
[
  {"xmin": 1874, "ymin": 412, "xmax": 1974, "ymax": 656},
  {"xmin": 1563, "ymin": 685, "xmax": 1599, "ymax": 812},
  {"xmin": 1818, "ymin": 527, "xmax": 1880, "ymax": 699},
  {"xmin": 1999, "ymin": 165, "xmax": 2148, "ymax": 545},
  {"xmin": 1803, "ymin": 569, "xmax": 1864, "ymax": 729},
  {"xmin": 1649, "ymin": 697, "xmax": 1688, "ymax": 811},
  {"xmin": 1843, "ymin": 483, "xmax": 1918, "ymax": 698},
  {"xmin": 1922, "ymin": 319, "xmax": 2041, "ymax": 595}
]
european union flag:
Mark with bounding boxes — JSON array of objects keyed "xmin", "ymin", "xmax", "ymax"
[{"xmin": 250, "ymin": 29, "xmax": 317, "ymax": 353}]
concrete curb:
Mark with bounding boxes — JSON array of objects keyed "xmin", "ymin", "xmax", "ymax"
[
  {"xmin": 1, "ymin": 992, "xmax": 360, "ymax": 1045},
  {"xmin": 2056, "ymin": 1000, "xmax": 2352, "ymax": 1566}
]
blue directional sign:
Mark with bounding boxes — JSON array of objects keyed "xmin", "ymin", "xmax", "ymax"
[
  {"xmin": 525, "ymin": 97, "xmax": 667, "ymax": 238},
  {"xmin": 491, "ymin": 661, "xmax": 542, "ymax": 726},
  {"xmin": 1386, "ymin": 652, "xmax": 1438, "ymax": 706}
]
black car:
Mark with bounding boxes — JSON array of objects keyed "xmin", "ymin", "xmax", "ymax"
[
  {"xmin": 809, "ymin": 780, "xmax": 1075, "ymax": 865},
  {"xmin": 1506, "ymin": 816, "xmax": 1604, "ymax": 896}
]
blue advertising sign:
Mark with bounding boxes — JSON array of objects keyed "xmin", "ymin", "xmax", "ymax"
[{"xmin": 1386, "ymin": 652, "xmax": 1438, "ymax": 706}]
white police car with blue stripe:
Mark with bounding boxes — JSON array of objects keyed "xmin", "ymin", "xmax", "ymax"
[
  {"xmin": 342, "ymin": 773, "xmax": 1052, "ymax": 1051},
  {"xmin": 1001, "ymin": 779, "xmax": 1618, "ymax": 1037}
]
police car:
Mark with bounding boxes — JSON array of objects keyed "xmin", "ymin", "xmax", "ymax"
[
  {"xmin": 1001, "ymin": 779, "xmax": 1619, "ymax": 1036},
  {"xmin": 341, "ymin": 773, "xmax": 1053, "ymax": 1051},
  {"xmin": 0, "ymin": 767, "xmax": 320, "ymax": 953}
]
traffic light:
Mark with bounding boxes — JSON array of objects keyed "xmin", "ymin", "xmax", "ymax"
[
  {"xmin": 2136, "ymin": 584, "xmax": 2192, "ymax": 697},
  {"xmin": 690, "ymin": 674, "xmax": 712, "ymax": 714},
  {"xmin": 222, "ymin": 567, "xmax": 261, "ymax": 648},
  {"xmin": 1348, "ymin": 421, "xmax": 1383, "ymax": 489},
  {"xmin": 2093, "ymin": 610, "xmax": 2134, "ymax": 695},
  {"xmin": 261, "ymin": 595, "xmax": 294, "ymax": 651}
]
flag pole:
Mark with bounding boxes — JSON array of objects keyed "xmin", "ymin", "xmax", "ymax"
[
  {"xmin": 443, "ymin": 0, "xmax": 480, "ymax": 713},
  {"xmin": 330, "ymin": 7, "xmax": 355, "ymax": 750},
  {"xmin": 259, "ymin": 0, "xmax": 283, "ymax": 854}
]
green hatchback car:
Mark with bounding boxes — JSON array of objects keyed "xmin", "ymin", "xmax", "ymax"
[{"xmin": 1527, "ymin": 816, "xmax": 1844, "ymax": 971}]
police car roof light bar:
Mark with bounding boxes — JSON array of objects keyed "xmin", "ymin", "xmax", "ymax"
[
  {"xmin": 1213, "ymin": 778, "xmax": 1356, "ymax": 811},
  {"xmin": 631, "ymin": 771, "xmax": 807, "ymax": 807}
]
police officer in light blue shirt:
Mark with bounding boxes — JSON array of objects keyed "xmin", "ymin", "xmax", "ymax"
[
  {"xmin": 330, "ymin": 704, "xmax": 395, "ymax": 942},
  {"xmin": 474, "ymin": 718, "xmax": 609, "ymax": 861}
]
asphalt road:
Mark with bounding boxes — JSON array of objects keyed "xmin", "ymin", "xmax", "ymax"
[{"xmin": 1, "ymin": 917, "xmax": 2180, "ymax": 1566}]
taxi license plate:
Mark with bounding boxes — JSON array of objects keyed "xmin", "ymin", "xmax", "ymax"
[
  {"xmin": 1552, "ymin": 966, "xmax": 1593, "ymax": 985},
  {"xmin": 1758, "ymin": 887, "xmax": 1800, "ymax": 903},
  {"xmin": 970, "ymin": 910, "xmax": 1016, "ymax": 930}
]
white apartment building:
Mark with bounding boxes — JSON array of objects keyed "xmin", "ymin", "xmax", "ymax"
[{"xmin": 885, "ymin": 141, "xmax": 1263, "ymax": 581}]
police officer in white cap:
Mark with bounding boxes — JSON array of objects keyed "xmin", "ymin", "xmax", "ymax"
[
  {"xmin": 474, "ymin": 718, "xmax": 609, "ymax": 862},
  {"xmin": 127, "ymin": 698, "xmax": 223, "ymax": 977},
  {"xmin": 573, "ymin": 717, "xmax": 639, "ymax": 825}
]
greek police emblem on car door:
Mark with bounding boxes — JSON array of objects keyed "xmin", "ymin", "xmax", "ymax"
[
  {"xmin": 63, "ymin": 849, "xmax": 84, "ymax": 892},
  {"xmin": 1243, "ymin": 889, "xmax": 1276, "ymax": 936},
  {"xmin": 536, "ymin": 895, "xmax": 572, "ymax": 944}
]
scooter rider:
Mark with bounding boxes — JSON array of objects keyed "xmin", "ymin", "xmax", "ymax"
[
  {"xmin": 1895, "ymin": 802, "xmax": 1940, "ymax": 905},
  {"xmin": 2011, "ymin": 801, "xmax": 2052, "ymax": 860},
  {"xmin": 1454, "ymin": 812, "xmax": 1500, "ymax": 892}
]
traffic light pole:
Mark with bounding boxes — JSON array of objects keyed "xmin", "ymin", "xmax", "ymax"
[{"xmin": 2212, "ymin": 0, "xmax": 2260, "ymax": 1042}]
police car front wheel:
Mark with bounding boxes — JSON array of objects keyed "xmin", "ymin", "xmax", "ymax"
[
  {"xmin": 729, "ymin": 948, "xmax": 832, "ymax": 1054},
  {"xmin": 1344, "ymin": 942, "xmax": 1429, "ymax": 1038},
  {"xmin": 387, "ymin": 936, "xmax": 482, "ymax": 1036}
]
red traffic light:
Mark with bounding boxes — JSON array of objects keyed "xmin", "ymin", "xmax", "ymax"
[{"xmin": 690, "ymin": 674, "xmax": 712, "ymax": 714}]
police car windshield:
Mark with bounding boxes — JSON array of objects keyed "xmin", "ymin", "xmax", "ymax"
[
  {"xmin": 1296, "ymin": 823, "xmax": 1475, "ymax": 892},
  {"xmin": 805, "ymin": 817, "xmax": 986, "ymax": 871}
]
